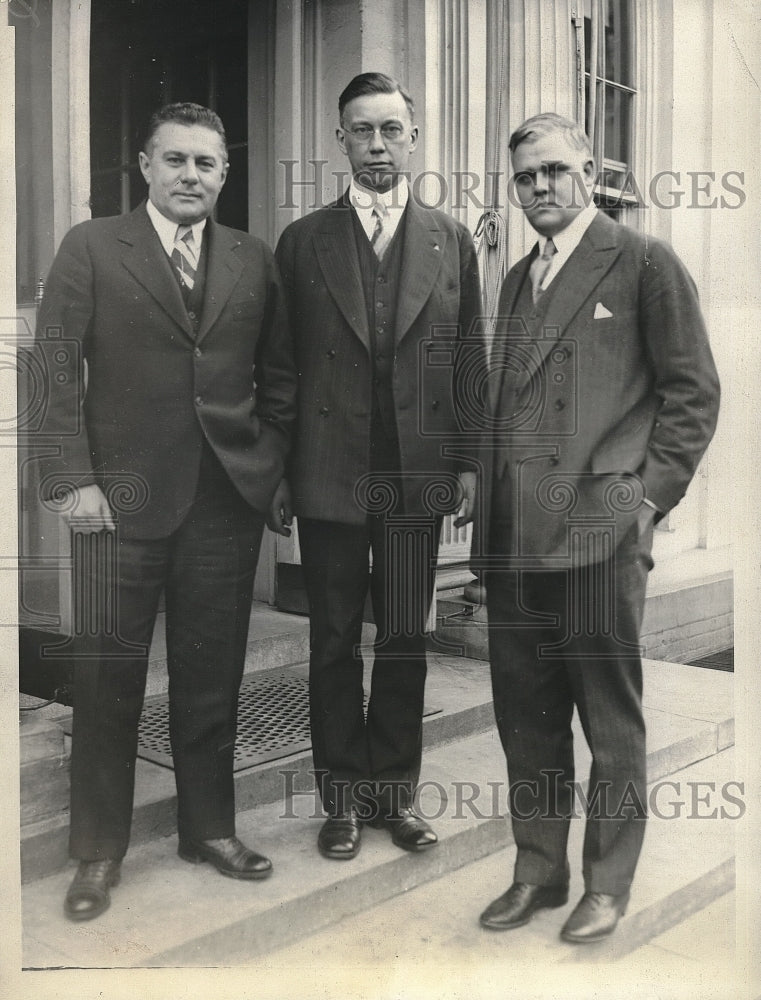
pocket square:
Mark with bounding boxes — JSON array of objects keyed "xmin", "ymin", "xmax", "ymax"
[{"xmin": 594, "ymin": 301, "xmax": 613, "ymax": 319}]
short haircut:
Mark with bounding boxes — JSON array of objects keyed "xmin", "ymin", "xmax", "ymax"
[
  {"xmin": 144, "ymin": 102, "xmax": 228, "ymax": 157},
  {"xmin": 509, "ymin": 112, "xmax": 593, "ymax": 157},
  {"xmin": 338, "ymin": 72, "xmax": 415, "ymax": 123}
]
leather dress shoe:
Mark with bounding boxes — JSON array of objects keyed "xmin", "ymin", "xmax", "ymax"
[
  {"xmin": 479, "ymin": 881, "xmax": 569, "ymax": 930},
  {"xmin": 64, "ymin": 859, "xmax": 122, "ymax": 922},
  {"xmin": 178, "ymin": 835, "xmax": 272, "ymax": 880},
  {"xmin": 318, "ymin": 811, "xmax": 362, "ymax": 860},
  {"xmin": 560, "ymin": 890, "xmax": 630, "ymax": 943},
  {"xmin": 379, "ymin": 807, "xmax": 438, "ymax": 852}
]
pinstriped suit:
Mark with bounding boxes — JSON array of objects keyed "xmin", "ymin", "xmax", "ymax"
[
  {"xmin": 475, "ymin": 211, "xmax": 720, "ymax": 894},
  {"xmin": 275, "ymin": 191, "xmax": 484, "ymax": 814}
]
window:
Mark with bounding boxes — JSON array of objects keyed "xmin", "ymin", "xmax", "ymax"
[
  {"xmin": 581, "ymin": 0, "xmax": 636, "ymax": 216},
  {"xmin": 89, "ymin": 0, "xmax": 249, "ymax": 230}
]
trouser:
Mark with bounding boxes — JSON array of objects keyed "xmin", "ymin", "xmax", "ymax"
[
  {"xmin": 298, "ymin": 512, "xmax": 442, "ymax": 818},
  {"xmin": 69, "ymin": 444, "xmax": 264, "ymax": 860},
  {"xmin": 487, "ymin": 514, "xmax": 654, "ymax": 895}
]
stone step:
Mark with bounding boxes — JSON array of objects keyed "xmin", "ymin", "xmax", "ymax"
[
  {"xmin": 21, "ymin": 688, "xmax": 735, "ymax": 969},
  {"xmin": 434, "ymin": 558, "xmax": 733, "ymax": 664},
  {"xmin": 19, "ymin": 602, "xmax": 313, "ymax": 704},
  {"xmin": 242, "ymin": 749, "xmax": 736, "ymax": 990},
  {"xmin": 19, "ymin": 648, "xmax": 498, "ymax": 883},
  {"xmin": 144, "ymin": 602, "xmax": 312, "ymax": 697}
]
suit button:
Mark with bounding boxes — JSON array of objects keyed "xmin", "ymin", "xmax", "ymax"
[
  {"xmin": 319, "ymin": 406, "xmax": 330, "ymax": 416},
  {"xmin": 548, "ymin": 456, "xmax": 559, "ymax": 466},
  {"xmin": 188, "ymin": 310, "xmax": 196, "ymax": 320},
  {"xmin": 376, "ymin": 301, "xmax": 384, "ymax": 309},
  {"xmin": 326, "ymin": 349, "xmax": 336, "ymax": 359},
  {"xmin": 554, "ymin": 399, "xmax": 565, "ymax": 411},
  {"xmin": 195, "ymin": 395, "xmax": 204, "ymax": 406},
  {"xmin": 377, "ymin": 276, "xmax": 385, "ymax": 284},
  {"xmin": 194, "ymin": 347, "xmax": 202, "ymax": 358},
  {"xmin": 431, "ymin": 400, "xmax": 440, "ymax": 410}
]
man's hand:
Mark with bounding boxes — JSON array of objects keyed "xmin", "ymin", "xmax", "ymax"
[
  {"xmin": 59, "ymin": 484, "xmax": 115, "ymax": 532},
  {"xmin": 267, "ymin": 478, "xmax": 293, "ymax": 536},
  {"xmin": 453, "ymin": 471, "xmax": 477, "ymax": 528}
]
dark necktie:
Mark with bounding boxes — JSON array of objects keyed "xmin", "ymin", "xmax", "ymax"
[{"xmin": 529, "ymin": 237, "xmax": 557, "ymax": 304}]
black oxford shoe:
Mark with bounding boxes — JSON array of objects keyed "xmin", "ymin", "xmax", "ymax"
[
  {"xmin": 178, "ymin": 835, "xmax": 272, "ymax": 880},
  {"xmin": 479, "ymin": 881, "xmax": 569, "ymax": 931},
  {"xmin": 560, "ymin": 890, "xmax": 630, "ymax": 943},
  {"xmin": 317, "ymin": 811, "xmax": 362, "ymax": 860},
  {"xmin": 380, "ymin": 807, "xmax": 438, "ymax": 852},
  {"xmin": 64, "ymin": 859, "xmax": 122, "ymax": 922}
]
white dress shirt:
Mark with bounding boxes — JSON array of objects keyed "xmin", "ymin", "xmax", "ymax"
[
  {"xmin": 535, "ymin": 201, "xmax": 598, "ymax": 294},
  {"xmin": 349, "ymin": 177, "xmax": 409, "ymax": 243},
  {"xmin": 146, "ymin": 198, "xmax": 206, "ymax": 263}
]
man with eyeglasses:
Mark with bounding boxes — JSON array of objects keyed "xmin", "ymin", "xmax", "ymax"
[{"xmin": 270, "ymin": 73, "xmax": 483, "ymax": 860}]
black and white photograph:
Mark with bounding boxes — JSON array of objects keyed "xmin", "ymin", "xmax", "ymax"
[{"xmin": 2, "ymin": 1, "xmax": 759, "ymax": 998}]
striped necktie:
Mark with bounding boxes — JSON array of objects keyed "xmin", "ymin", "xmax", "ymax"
[
  {"xmin": 171, "ymin": 225, "xmax": 197, "ymax": 294},
  {"xmin": 370, "ymin": 201, "xmax": 392, "ymax": 261},
  {"xmin": 529, "ymin": 237, "xmax": 557, "ymax": 304}
]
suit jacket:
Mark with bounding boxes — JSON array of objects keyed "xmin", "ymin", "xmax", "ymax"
[
  {"xmin": 473, "ymin": 211, "xmax": 720, "ymax": 569},
  {"xmin": 275, "ymin": 191, "xmax": 484, "ymax": 524},
  {"xmin": 34, "ymin": 203, "xmax": 296, "ymax": 537}
]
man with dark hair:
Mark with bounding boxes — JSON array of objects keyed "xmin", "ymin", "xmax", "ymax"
[
  {"xmin": 36, "ymin": 102, "xmax": 296, "ymax": 920},
  {"xmin": 270, "ymin": 73, "xmax": 483, "ymax": 860},
  {"xmin": 475, "ymin": 112, "xmax": 720, "ymax": 942}
]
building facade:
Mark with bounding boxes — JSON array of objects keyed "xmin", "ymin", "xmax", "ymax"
[{"xmin": 9, "ymin": 0, "xmax": 757, "ymax": 658}]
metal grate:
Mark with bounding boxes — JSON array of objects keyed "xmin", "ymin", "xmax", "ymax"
[
  {"xmin": 137, "ymin": 666, "xmax": 314, "ymax": 771},
  {"xmin": 136, "ymin": 663, "xmax": 440, "ymax": 772}
]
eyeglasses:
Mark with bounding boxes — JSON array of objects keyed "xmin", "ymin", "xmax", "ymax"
[{"xmin": 344, "ymin": 124, "xmax": 406, "ymax": 143}]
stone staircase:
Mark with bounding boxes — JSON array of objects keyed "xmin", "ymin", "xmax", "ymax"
[{"xmin": 18, "ymin": 600, "xmax": 735, "ymax": 968}]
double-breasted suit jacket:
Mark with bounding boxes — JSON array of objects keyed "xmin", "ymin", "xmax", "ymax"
[
  {"xmin": 36, "ymin": 203, "xmax": 295, "ymax": 535},
  {"xmin": 274, "ymin": 190, "xmax": 484, "ymax": 817},
  {"xmin": 474, "ymin": 211, "xmax": 720, "ymax": 569},
  {"xmin": 275, "ymin": 192, "xmax": 484, "ymax": 524}
]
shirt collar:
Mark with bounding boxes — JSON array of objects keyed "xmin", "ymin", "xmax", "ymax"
[
  {"xmin": 146, "ymin": 198, "xmax": 207, "ymax": 257},
  {"xmin": 349, "ymin": 176, "xmax": 409, "ymax": 215},
  {"xmin": 537, "ymin": 201, "xmax": 598, "ymax": 257}
]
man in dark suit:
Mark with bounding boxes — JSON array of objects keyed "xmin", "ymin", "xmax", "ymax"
[
  {"xmin": 35, "ymin": 103, "xmax": 296, "ymax": 920},
  {"xmin": 475, "ymin": 113, "xmax": 720, "ymax": 942},
  {"xmin": 269, "ymin": 73, "xmax": 483, "ymax": 860}
]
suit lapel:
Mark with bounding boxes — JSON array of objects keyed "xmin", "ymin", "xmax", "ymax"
[
  {"xmin": 395, "ymin": 198, "xmax": 445, "ymax": 345},
  {"xmin": 314, "ymin": 197, "xmax": 370, "ymax": 352},
  {"xmin": 513, "ymin": 214, "xmax": 622, "ymax": 392},
  {"xmin": 196, "ymin": 220, "xmax": 245, "ymax": 344},
  {"xmin": 488, "ymin": 254, "xmax": 534, "ymax": 413},
  {"xmin": 118, "ymin": 205, "xmax": 194, "ymax": 340}
]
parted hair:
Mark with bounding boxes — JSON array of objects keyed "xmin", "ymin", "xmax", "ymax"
[
  {"xmin": 144, "ymin": 102, "xmax": 228, "ymax": 157},
  {"xmin": 509, "ymin": 112, "xmax": 593, "ymax": 157},
  {"xmin": 338, "ymin": 72, "xmax": 415, "ymax": 123}
]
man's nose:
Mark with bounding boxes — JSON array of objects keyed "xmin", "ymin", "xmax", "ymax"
[
  {"xmin": 368, "ymin": 129, "xmax": 386, "ymax": 153},
  {"xmin": 533, "ymin": 169, "xmax": 549, "ymax": 194},
  {"xmin": 181, "ymin": 159, "xmax": 200, "ymax": 182}
]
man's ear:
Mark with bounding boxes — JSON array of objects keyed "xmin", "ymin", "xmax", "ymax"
[
  {"xmin": 583, "ymin": 157, "xmax": 597, "ymax": 182},
  {"xmin": 336, "ymin": 127, "xmax": 348, "ymax": 156},
  {"xmin": 408, "ymin": 125, "xmax": 419, "ymax": 154},
  {"xmin": 138, "ymin": 150, "xmax": 151, "ymax": 185}
]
